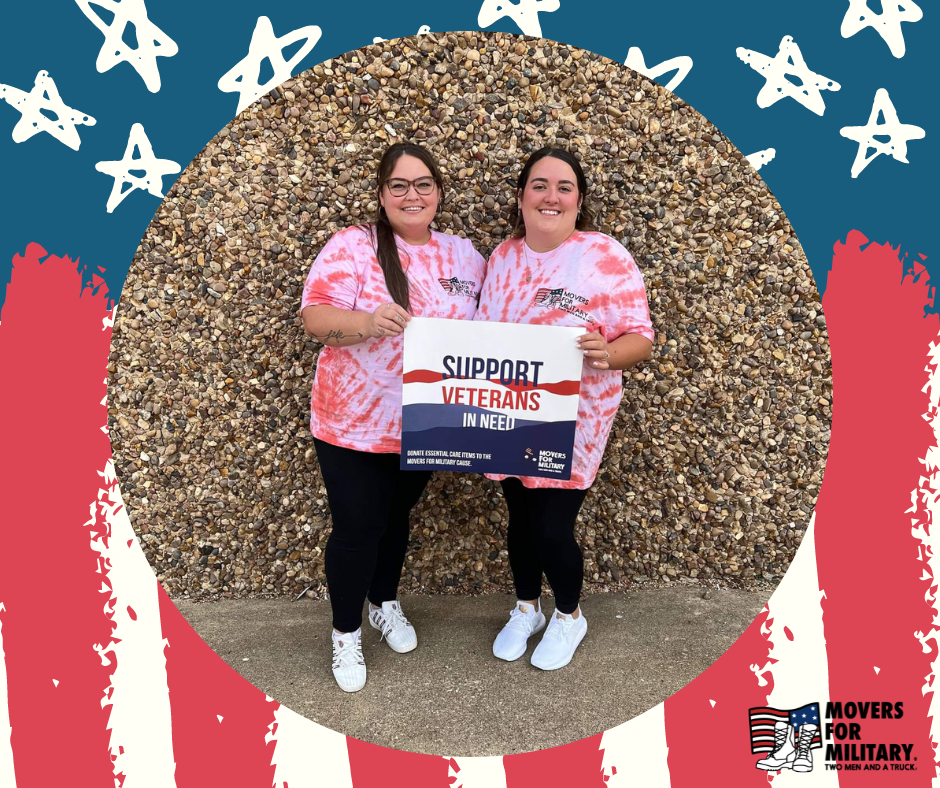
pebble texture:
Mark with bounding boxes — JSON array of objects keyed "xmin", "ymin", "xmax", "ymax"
[{"xmin": 108, "ymin": 33, "xmax": 831, "ymax": 599}]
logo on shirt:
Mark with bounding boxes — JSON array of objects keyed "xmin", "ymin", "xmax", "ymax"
[
  {"xmin": 533, "ymin": 286, "xmax": 596, "ymax": 323},
  {"xmin": 438, "ymin": 276, "xmax": 478, "ymax": 298}
]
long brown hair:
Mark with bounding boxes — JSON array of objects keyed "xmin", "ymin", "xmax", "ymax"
[
  {"xmin": 370, "ymin": 142, "xmax": 444, "ymax": 312},
  {"xmin": 510, "ymin": 147, "xmax": 596, "ymax": 237}
]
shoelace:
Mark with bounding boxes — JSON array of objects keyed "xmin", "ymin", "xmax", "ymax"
[
  {"xmin": 771, "ymin": 726, "xmax": 788, "ymax": 753},
  {"xmin": 332, "ymin": 637, "xmax": 364, "ymax": 670},
  {"xmin": 797, "ymin": 728, "xmax": 813, "ymax": 759},
  {"xmin": 545, "ymin": 614, "xmax": 576, "ymax": 641},
  {"xmin": 504, "ymin": 606, "xmax": 539, "ymax": 635},
  {"xmin": 374, "ymin": 605, "xmax": 411, "ymax": 642}
]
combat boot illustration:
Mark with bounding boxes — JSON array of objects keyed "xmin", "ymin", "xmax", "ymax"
[
  {"xmin": 792, "ymin": 723, "xmax": 819, "ymax": 772},
  {"xmin": 755, "ymin": 721, "xmax": 796, "ymax": 771}
]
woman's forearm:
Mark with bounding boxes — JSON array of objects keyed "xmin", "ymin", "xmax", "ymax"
[
  {"xmin": 607, "ymin": 333, "xmax": 653, "ymax": 371},
  {"xmin": 301, "ymin": 305, "xmax": 371, "ymax": 347}
]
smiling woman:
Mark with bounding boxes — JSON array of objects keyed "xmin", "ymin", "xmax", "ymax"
[
  {"xmin": 476, "ymin": 146, "xmax": 654, "ymax": 669},
  {"xmin": 298, "ymin": 141, "xmax": 484, "ymax": 692}
]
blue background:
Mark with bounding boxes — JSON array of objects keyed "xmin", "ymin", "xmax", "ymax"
[{"xmin": 0, "ymin": 0, "xmax": 933, "ymax": 308}]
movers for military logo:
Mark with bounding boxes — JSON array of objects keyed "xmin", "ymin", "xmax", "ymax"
[{"xmin": 748, "ymin": 701, "xmax": 916, "ymax": 774}]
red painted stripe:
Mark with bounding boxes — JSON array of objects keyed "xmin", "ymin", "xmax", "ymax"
[
  {"xmin": 503, "ymin": 732, "xmax": 605, "ymax": 787},
  {"xmin": 664, "ymin": 611, "xmax": 774, "ymax": 785},
  {"xmin": 346, "ymin": 737, "xmax": 451, "ymax": 787},
  {"xmin": 816, "ymin": 231, "xmax": 935, "ymax": 785},
  {"xmin": 0, "ymin": 244, "xmax": 116, "ymax": 787},
  {"xmin": 157, "ymin": 589, "xmax": 278, "ymax": 787}
]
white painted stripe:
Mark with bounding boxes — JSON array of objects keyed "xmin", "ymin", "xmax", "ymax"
[
  {"xmin": 266, "ymin": 703, "xmax": 353, "ymax": 788},
  {"xmin": 759, "ymin": 514, "xmax": 837, "ymax": 785},
  {"xmin": 90, "ymin": 460, "xmax": 176, "ymax": 787},
  {"xmin": 446, "ymin": 755, "xmax": 507, "ymax": 788},
  {"xmin": 600, "ymin": 702, "xmax": 670, "ymax": 787},
  {"xmin": 0, "ymin": 601, "xmax": 16, "ymax": 788},
  {"xmin": 913, "ymin": 339, "xmax": 940, "ymax": 784}
]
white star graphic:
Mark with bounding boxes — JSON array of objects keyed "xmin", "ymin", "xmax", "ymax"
[
  {"xmin": 736, "ymin": 36, "xmax": 840, "ymax": 116},
  {"xmin": 374, "ymin": 25, "xmax": 431, "ymax": 44},
  {"xmin": 218, "ymin": 16, "xmax": 321, "ymax": 115},
  {"xmin": 841, "ymin": 0, "xmax": 922, "ymax": 58},
  {"xmin": 478, "ymin": 0, "xmax": 560, "ymax": 38},
  {"xmin": 840, "ymin": 88, "xmax": 924, "ymax": 178},
  {"xmin": 74, "ymin": 0, "xmax": 178, "ymax": 92},
  {"xmin": 745, "ymin": 148, "xmax": 776, "ymax": 171},
  {"xmin": 95, "ymin": 123, "xmax": 180, "ymax": 213},
  {"xmin": 0, "ymin": 70, "xmax": 96, "ymax": 150},
  {"xmin": 624, "ymin": 47, "xmax": 693, "ymax": 93}
]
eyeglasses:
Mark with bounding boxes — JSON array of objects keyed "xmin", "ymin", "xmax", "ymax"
[{"xmin": 385, "ymin": 177, "xmax": 437, "ymax": 196}]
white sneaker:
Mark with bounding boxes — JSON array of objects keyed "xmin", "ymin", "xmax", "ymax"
[
  {"xmin": 332, "ymin": 629, "xmax": 366, "ymax": 692},
  {"xmin": 530, "ymin": 608, "xmax": 587, "ymax": 670},
  {"xmin": 493, "ymin": 600, "xmax": 546, "ymax": 661},
  {"xmin": 368, "ymin": 600, "xmax": 417, "ymax": 653}
]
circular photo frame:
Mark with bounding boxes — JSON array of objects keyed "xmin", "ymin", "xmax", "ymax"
[{"xmin": 107, "ymin": 32, "xmax": 828, "ymax": 755}]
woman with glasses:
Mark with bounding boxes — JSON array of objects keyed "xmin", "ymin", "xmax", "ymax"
[
  {"xmin": 300, "ymin": 143, "xmax": 484, "ymax": 692},
  {"xmin": 476, "ymin": 146, "xmax": 654, "ymax": 670}
]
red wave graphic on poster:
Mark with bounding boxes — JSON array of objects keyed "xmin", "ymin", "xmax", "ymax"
[{"xmin": 403, "ymin": 368, "xmax": 581, "ymax": 396}]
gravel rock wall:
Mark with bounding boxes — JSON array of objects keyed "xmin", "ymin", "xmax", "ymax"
[{"xmin": 108, "ymin": 32, "xmax": 831, "ymax": 599}]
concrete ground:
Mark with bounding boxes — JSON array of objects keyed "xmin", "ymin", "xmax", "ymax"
[{"xmin": 175, "ymin": 586, "xmax": 770, "ymax": 756}]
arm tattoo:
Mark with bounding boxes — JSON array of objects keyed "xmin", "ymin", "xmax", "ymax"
[{"xmin": 316, "ymin": 329, "xmax": 363, "ymax": 344}]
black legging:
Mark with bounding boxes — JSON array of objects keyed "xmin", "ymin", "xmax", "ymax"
[
  {"xmin": 314, "ymin": 438, "xmax": 432, "ymax": 633},
  {"xmin": 500, "ymin": 478, "xmax": 590, "ymax": 615}
]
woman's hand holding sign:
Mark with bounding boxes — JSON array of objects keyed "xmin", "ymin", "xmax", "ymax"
[
  {"xmin": 578, "ymin": 331, "xmax": 653, "ymax": 372},
  {"xmin": 577, "ymin": 331, "xmax": 610, "ymax": 370},
  {"xmin": 367, "ymin": 302, "xmax": 411, "ymax": 338}
]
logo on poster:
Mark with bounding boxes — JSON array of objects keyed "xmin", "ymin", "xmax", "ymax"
[{"xmin": 523, "ymin": 446, "xmax": 567, "ymax": 474}]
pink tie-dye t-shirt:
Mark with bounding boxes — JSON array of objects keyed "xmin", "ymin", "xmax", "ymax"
[
  {"xmin": 475, "ymin": 231, "xmax": 653, "ymax": 489},
  {"xmin": 302, "ymin": 226, "xmax": 485, "ymax": 453}
]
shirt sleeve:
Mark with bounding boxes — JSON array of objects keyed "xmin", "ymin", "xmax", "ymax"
[
  {"xmin": 604, "ymin": 246, "xmax": 654, "ymax": 343},
  {"xmin": 301, "ymin": 229, "xmax": 364, "ymax": 312}
]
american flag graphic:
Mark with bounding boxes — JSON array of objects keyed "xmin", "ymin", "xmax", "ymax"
[
  {"xmin": 748, "ymin": 703, "xmax": 822, "ymax": 753},
  {"xmin": 534, "ymin": 287, "xmax": 564, "ymax": 306},
  {"xmin": 439, "ymin": 276, "xmax": 458, "ymax": 293}
]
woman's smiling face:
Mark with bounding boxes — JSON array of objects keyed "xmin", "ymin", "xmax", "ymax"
[
  {"xmin": 518, "ymin": 155, "xmax": 582, "ymax": 248},
  {"xmin": 379, "ymin": 154, "xmax": 441, "ymax": 242}
]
